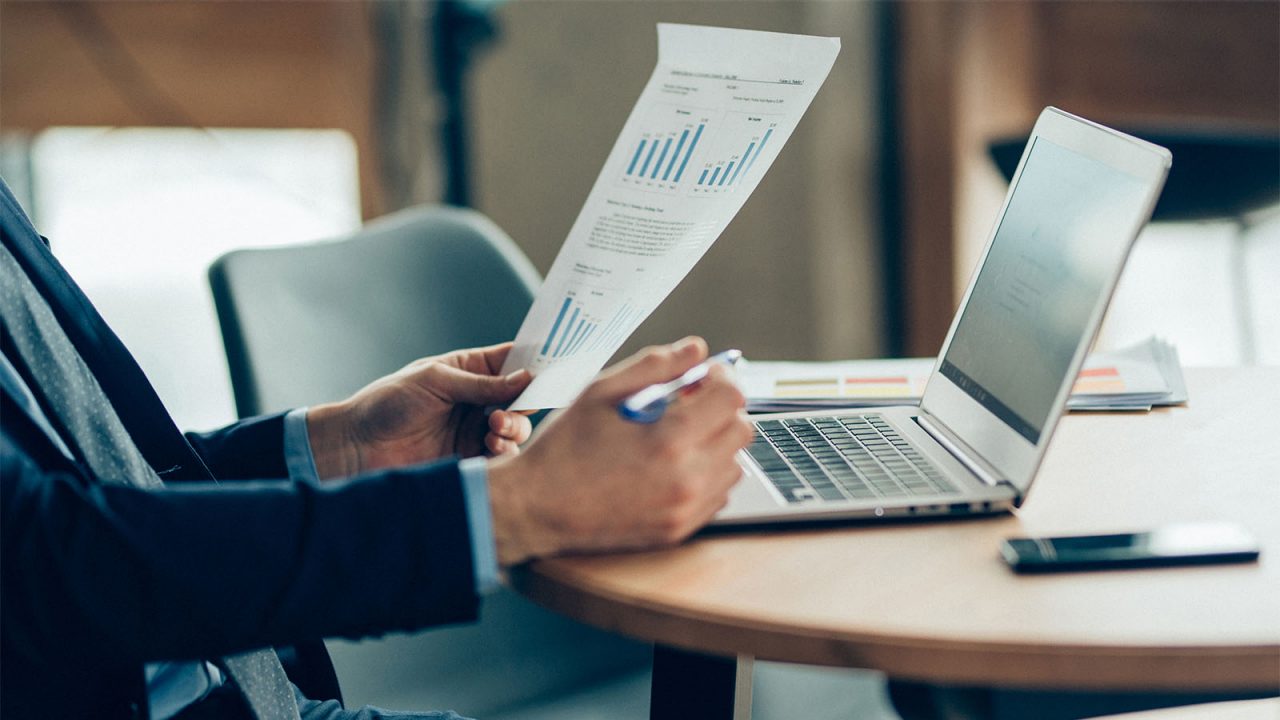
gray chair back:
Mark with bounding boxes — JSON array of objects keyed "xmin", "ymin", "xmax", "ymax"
[
  {"xmin": 210, "ymin": 205, "xmax": 542, "ymax": 417},
  {"xmin": 208, "ymin": 205, "xmax": 650, "ymax": 715}
]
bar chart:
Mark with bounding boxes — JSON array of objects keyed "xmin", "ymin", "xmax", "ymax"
[
  {"xmin": 583, "ymin": 303, "xmax": 643, "ymax": 354},
  {"xmin": 536, "ymin": 293, "xmax": 645, "ymax": 363},
  {"xmin": 539, "ymin": 293, "xmax": 597, "ymax": 360},
  {"xmin": 691, "ymin": 114, "xmax": 778, "ymax": 195},
  {"xmin": 619, "ymin": 105, "xmax": 711, "ymax": 193}
]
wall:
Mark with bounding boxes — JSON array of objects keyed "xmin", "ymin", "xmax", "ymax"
[
  {"xmin": 0, "ymin": 1, "xmax": 385, "ymax": 217},
  {"xmin": 1, "ymin": 1, "xmax": 887, "ymax": 363},
  {"xmin": 894, "ymin": 0, "xmax": 1280, "ymax": 355},
  {"xmin": 469, "ymin": 1, "xmax": 885, "ymax": 362}
]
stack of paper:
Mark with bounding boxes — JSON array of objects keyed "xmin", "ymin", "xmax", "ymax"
[
  {"xmin": 739, "ymin": 337, "xmax": 1187, "ymax": 413},
  {"xmin": 1067, "ymin": 337, "xmax": 1187, "ymax": 411}
]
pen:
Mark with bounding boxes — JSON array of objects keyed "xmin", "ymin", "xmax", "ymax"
[{"xmin": 618, "ymin": 349, "xmax": 743, "ymax": 424}]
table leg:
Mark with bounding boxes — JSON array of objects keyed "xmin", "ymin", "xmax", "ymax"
[{"xmin": 649, "ymin": 645, "xmax": 753, "ymax": 720}]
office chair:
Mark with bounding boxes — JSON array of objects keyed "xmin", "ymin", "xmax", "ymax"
[{"xmin": 209, "ymin": 205, "xmax": 652, "ymax": 716}]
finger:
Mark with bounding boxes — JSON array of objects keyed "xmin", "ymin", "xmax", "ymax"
[
  {"xmin": 661, "ymin": 457, "xmax": 744, "ymax": 545},
  {"xmin": 486, "ymin": 434, "xmax": 520, "ymax": 456},
  {"xmin": 489, "ymin": 410, "xmax": 533, "ymax": 444},
  {"xmin": 678, "ymin": 419, "xmax": 750, "ymax": 519},
  {"xmin": 444, "ymin": 342, "xmax": 517, "ymax": 375},
  {"xmin": 688, "ymin": 365, "xmax": 746, "ymax": 408},
  {"xmin": 697, "ymin": 412, "xmax": 755, "ymax": 468},
  {"xmin": 684, "ymin": 462, "xmax": 744, "ymax": 532},
  {"xmin": 423, "ymin": 362, "xmax": 533, "ymax": 405},
  {"xmin": 657, "ymin": 367, "xmax": 746, "ymax": 441},
  {"xmin": 588, "ymin": 336, "xmax": 708, "ymax": 401}
]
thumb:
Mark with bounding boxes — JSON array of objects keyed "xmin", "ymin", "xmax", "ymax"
[
  {"xmin": 427, "ymin": 363, "xmax": 532, "ymax": 405},
  {"xmin": 587, "ymin": 336, "xmax": 708, "ymax": 401}
]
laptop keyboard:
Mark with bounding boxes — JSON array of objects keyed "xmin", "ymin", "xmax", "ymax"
[{"xmin": 747, "ymin": 415, "xmax": 957, "ymax": 504}]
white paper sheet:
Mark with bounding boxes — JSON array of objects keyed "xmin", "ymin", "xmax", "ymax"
[
  {"xmin": 501, "ymin": 24, "xmax": 840, "ymax": 410},
  {"xmin": 737, "ymin": 337, "xmax": 1187, "ymax": 413},
  {"xmin": 738, "ymin": 357, "xmax": 935, "ymax": 409}
]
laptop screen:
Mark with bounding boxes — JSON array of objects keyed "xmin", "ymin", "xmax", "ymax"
[{"xmin": 938, "ymin": 136, "xmax": 1149, "ymax": 444}]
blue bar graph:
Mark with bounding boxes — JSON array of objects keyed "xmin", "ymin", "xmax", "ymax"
[
  {"xmin": 626, "ymin": 139, "xmax": 647, "ymax": 176},
  {"xmin": 540, "ymin": 297, "xmax": 573, "ymax": 356},
  {"xmin": 559, "ymin": 318, "xmax": 588, "ymax": 358},
  {"xmin": 738, "ymin": 127, "xmax": 773, "ymax": 181},
  {"xmin": 626, "ymin": 115, "xmax": 776, "ymax": 193},
  {"xmin": 568, "ymin": 323, "xmax": 596, "ymax": 355},
  {"xmin": 718, "ymin": 161, "xmax": 735, "ymax": 186},
  {"xmin": 552, "ymin": 307, "xmax": 580, "ymax": 357},
  {"xmin": 540, "ymin": 295, "xmax": 629, "ymax": 360},
  {"xmin": 727, "ymin": 141, "xmax": 755, "ymax": 185},
  {"xmin": 639, "ymin": 141, "xmax": 659, "ymax": 177},
  {"xmin": 589, "ymin": 304, "xmax": 637, "ymax": 352},
  {"xmin": 651, "ymin": 138, "xmax": 673, "ymax": 179},
  {"xmin": 662, "ymin": 129, "xmax": 690, "ymax": 181},
  {"xmin": 673, "ymin": 123, "xmax": 705, "ymax": 182}
]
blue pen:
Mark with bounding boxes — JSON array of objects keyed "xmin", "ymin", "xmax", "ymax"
[{"xmin": 618, "ymin": 349, "xmax": 743, "ymax": 423}]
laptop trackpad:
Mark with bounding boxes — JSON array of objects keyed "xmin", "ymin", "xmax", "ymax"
[{"xmin": 717, "ymin": 468, "xmax": 782, "ymax": 520}]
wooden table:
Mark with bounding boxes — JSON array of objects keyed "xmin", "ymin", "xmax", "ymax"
[
  {"xmin": 1095, "ymin": 698, "xmax": 1280, "ymax": 720},
  {"xmin": 511, "ymin": 368, "xmax": 1280, "ymax": 718}
]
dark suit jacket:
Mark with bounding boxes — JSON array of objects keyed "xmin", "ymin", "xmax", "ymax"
[{"xmin": 0, "ymin": 183, "xmax": 481, "ymax": 719}]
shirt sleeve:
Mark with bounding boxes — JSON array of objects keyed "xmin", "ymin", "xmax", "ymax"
[
  {"xmin": 457, "ymin": 456, "xmax": 501, "ymax": 595},
  {"xmin": 283, "ymin": 409, "xmax": 500, "ymax": 594},
  {"xmin": 282, "ymin": 408, "xmax": 321, "ymax": 484}
]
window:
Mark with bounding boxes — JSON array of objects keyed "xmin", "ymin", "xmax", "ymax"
[{"xmin": 20, "ymin": 127, "xmax": 361, "ymax": 429}]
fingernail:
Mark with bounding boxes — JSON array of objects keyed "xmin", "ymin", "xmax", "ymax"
[{"xmin": 505, "ymin": 369, "xmax": 530, "ymax": 386}]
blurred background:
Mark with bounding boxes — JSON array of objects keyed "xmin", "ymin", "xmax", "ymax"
[
  {"xmin": 1, "ymin": 2, "xmax": 1277, "ymax": 717},
  {"xmin": 2, "ymin": 1, "xmax": 1277, "ymax": 432}
]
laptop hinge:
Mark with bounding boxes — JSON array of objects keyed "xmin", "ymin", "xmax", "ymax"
[{"xmin": 916, "ymin": 414, "xmax": 1008, "ymax": 489}]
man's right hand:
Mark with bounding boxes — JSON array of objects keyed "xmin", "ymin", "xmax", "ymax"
[{"xmin": 486, "ymin": 336, "xmax": 753, "ymax": 566}]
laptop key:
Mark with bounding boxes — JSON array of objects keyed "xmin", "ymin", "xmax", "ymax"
[
  {"xmin": 755, "ymin": 415, "xmax": 964, "ymax": 505},
  {"xmin": 815, "ymin": 486, "xmax": 847, "ymax": 501}
]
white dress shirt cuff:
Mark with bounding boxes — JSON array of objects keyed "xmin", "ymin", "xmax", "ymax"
[
  {"xmin": 458, "ymin": 456, "xmax": 501, "ymax": 595},
  {"xmin": 282, "ymin": 408, "xmax": 321, "ymax": 484}
]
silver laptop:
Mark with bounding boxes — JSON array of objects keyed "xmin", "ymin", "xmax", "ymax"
[{"xmin": 716, "ymin": 107, "xmax": 1171, "ymax": 526}]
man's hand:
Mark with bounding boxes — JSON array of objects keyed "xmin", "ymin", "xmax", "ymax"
[
  {"xmin": 306, "ymin": 343, "xmax": 534, "ymax": 480},
  {"xmin": 486, "ymin": 337, "xmax": 753, "ymax": 566}
]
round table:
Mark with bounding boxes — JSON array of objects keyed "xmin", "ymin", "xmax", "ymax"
[{"xmin": 511, "ymin": 368, "xmax": 1280, "ymax": 717}]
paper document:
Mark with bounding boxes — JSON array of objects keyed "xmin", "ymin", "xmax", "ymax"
[
  {"xmin": 738, "ymin": 358, "xmax": 934, "ymax": 412},
  {"xmin": 1067, "ymin": 337, "xmax": 1187, "ymax": 409},
  {"xmin": 502, "ymin": 24, "xmax": 840, "ymax": 410},
  {"xmin": 740, "ymin": 337, "xmax": 1188, "ymax": 413}
]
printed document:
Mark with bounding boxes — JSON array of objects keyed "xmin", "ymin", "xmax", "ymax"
[
  {"xmin": 738, "ymin": 337, "xmax": 1186, "ymax": 413},
  {"xmin": 502, "ymin": 23, "xmax": 840, "ymax": 410}
]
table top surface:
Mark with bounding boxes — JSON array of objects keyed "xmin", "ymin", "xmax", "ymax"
[
  {"xmin": 512, "ymin": 367, "xmax": 1280, "ymax": 691},
  {"xmin": 1096, "ymin": 698, "xmax": 1280, "ymax": 720}
]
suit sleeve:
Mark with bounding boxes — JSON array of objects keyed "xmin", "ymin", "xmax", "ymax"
[
  {"xmin": 1, "ymin": 433, "xmax": 480, "ymax": 669},
  {"xmin": 183, "ymin": 412, "xmax": 291, "ymax": 481}
]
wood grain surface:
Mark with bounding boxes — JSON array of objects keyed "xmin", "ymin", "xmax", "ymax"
[{"xmin": 512, "ymin": 368, "xmax": 1280, "ymax": 691}]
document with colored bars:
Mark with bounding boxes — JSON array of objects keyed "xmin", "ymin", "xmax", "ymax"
[
  {"xmin": 738, "ymin": 337, "xmax": 1188, "ymax": 413},
  {"xmin": 502, "ymin": 24, "xmax": 840, "ymax": 410}
]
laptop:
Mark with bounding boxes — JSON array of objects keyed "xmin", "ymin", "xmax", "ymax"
[{"xmin": 715, "ymin": 107, "xmax": 1171, "ymax": 526}]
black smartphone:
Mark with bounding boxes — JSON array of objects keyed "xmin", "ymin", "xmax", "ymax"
[{"xmin": 1000, "ymin": 523, "xmax": 1261, "ymax": 573}]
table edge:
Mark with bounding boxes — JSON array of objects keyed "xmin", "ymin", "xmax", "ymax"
[{"xmin": 512, "ymin": 562, "xmax": 1280, "ymax": 691}]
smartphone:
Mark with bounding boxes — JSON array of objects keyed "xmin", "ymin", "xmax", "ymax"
[{"xmin": 1000, "ymin": 523, "xmax": 1260, "ymax": 573}]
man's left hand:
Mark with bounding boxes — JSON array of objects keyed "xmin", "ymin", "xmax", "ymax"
[{"xmin": 305, "ymin": 343, "xmax": 533, "ymax": 480}]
